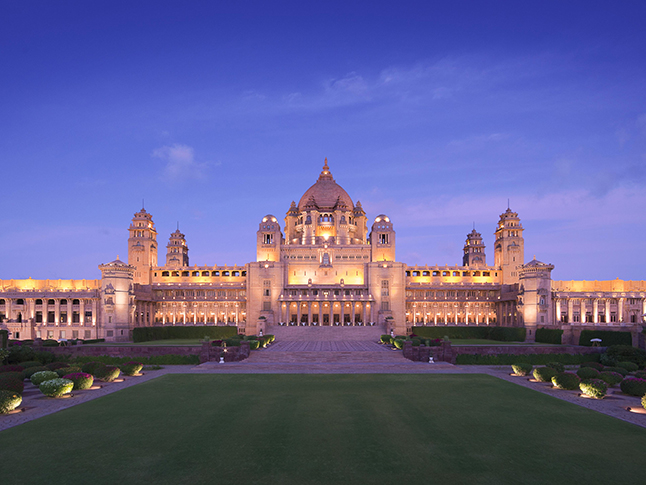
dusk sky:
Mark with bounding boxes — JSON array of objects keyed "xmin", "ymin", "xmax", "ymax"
[{"xmin": 2, "ymin": 1, "xmax": 645, "ymax": 281}]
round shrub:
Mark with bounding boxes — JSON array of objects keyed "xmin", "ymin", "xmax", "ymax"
[
  {"xmin": 17, "ymin": 361, "xmax": 42, "ymax": 369},
  {"xmin": 30, "ymin": 370, "xmax": 59, "ymax": 386},
  {"xmin": 603, "ymin": 366, "xmax": 629, "ymax": 377},
  {"xmin": 533, "ymin": 366, "xmax": 558, "ymax": 383},
  {"xmin": 120, "ymin": 362, "xmax": 143, "ymax": 377},
  {"xmin": 393, "ymin": 339, "xmax": 404, "ymax": 350},
  {"xmin": 411, "ymin": 338, "xmax": 421, "ymax": 347},
  {"xmin": 552, "ymin": 372, "xmax": 581, "ymax": 390},
  {"xmin": 45, "ymin": 362, "xmax": 70, "ymax": 371},
  {"xmin": 634, "ymin": 371, "xmax": 646, "ymax": 380},
  {"xmin": 642, "ymin": 394, "xmax": 646, "ymax": 411},
  {"xmin": 620, "ymin": 378, "xmax": 646, "ymax": 397},
  {"xmin": 224, "ymin": 338, "xmax": 241, "ymax": 347},
  {"xmin": 576, "ymin": 367, "xmax": 600, "ymax": 380},
  {"xmin": 39, "ymin": 378, "xmax": 73, "ymax": 398},
  {"xmin": 22, "ymin": 366, "xmax": 48, "ymax": 380},
  {"xmin": 0, "ymin": 365, "xmax": 24, "ymax": 374},
  {"xmin": 579, "ymin": 379, "xmax": 608, "ymax": 399},
  {"xmin": 599, "ymin": 371, "xmax": 624, "ymax": 386},
  {"xmin": 0, "ymin": 390, "xmax": 22, "ymax": 414},
  {"xmin": 81, "ymin": 362, "xmax": 106, "ymax": 375},
  {"xmin": 547, "ymin": 362, "xmax": 565, "ymax": 373},
  {"xmin": 63, "ymin": 372, "xmax": 94, "ymax": 390},
  {"xmin": 246, "ymin": 339, "xmax": 260, "ymax": 350},
  {"xmin": 512, "ymin": 363, "xmax": 533, "ymax": 376},
  {"xmin": 265, "ymin": 334, "xmax": 275, "ymax": 343},
  {"xmin": 94, "ymin": 365, "xmax": 121, "ymax": 382},
  {"xmin": 380, "ymin": 335, "xmax": 392, "ymax": 345},
  {"xmin": 56, "ymin": 366, "xmax": 81, "ymax": 377},
  {"xmin": 0, "ymin": 373, "xmax": 24, "ymax": 394},
  {"xmin": 616, "ymin": 361, "xmax": 639, "ymax": 373},
  {"xmin": 580, "ymin": 362, "xmax": 604, "ymax": 371}
]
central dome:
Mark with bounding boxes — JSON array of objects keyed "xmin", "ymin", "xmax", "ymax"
[{"xmin": 297, "ymin": 159, "xmax": 354, "ymax": 211}]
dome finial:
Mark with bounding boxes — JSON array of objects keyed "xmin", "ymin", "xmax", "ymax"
[
  {"xmin": 323, "ymin": 157, "xmax": 329, "ymax": 172},
  {"xmin": 318, "ymin": 157, "xmax": 333, "ymax": 180}
]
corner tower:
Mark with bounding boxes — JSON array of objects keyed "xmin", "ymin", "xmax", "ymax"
[
  {"xmin": 166, "ymin": 228, "xmax": 189, "ymax": 267},
  {"xmin": 494, "ymin": 208, "xmax": 524, "ymax": 284},
  {"xmin": 370, "ymin": 215, "xmax": 396, "ymax": 262},
  {"xmin": 463, "ymin": 228, "xmax": 486, "ymax": 267},
  {"xmin": 127, "ymin": 208, "xmax": 158, "ymax": 285},
  {"xmin": 257, "ymin": 215, "xmax": 282, "ymax": 262}
]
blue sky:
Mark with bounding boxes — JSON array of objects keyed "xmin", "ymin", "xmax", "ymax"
[{"xmin": 1, "ymin": 1, "xmax": 645, "ymax": 281}]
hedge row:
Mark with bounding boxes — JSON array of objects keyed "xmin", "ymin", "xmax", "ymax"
[
  {"xmin": 456, "ymin": 353, "xmax": 601, "ymax": 366},
  {"xmin": 132, "ymin": 326, "xmax": 238, "ymax": 342},
  {"xmin": 535, "ymin": 328, "xmax": 563, "ymax": 345},
  {"xmin": 579, "ymin": 330, "xmax": 632, "ymax": 347},
  {"xmin": 411, "ymin": 326, "xmax": 526, "ymax": 342},
  {"xmin": 71, "ymin": 354, "xmax": 199, "ymax": 365}
]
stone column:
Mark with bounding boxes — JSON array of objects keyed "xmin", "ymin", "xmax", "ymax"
[
  {"xmin": 593, "ymin": 299, "xmax": 598, "ymax": 324},
  {"xmin": 54, "ymin": 299, "xmax": 60, "ymax": 326},
  {"xmin": 194, "ymin": 305, "xmax": 197, "ymax": 324},
  {"xmin": 618, "ymin": 298, "xmax": 624, "ymax": 323},
  {"xmin": 278, "ymin": 301, "xmax": 282, "ymax": 323},
  {"xmin": 351, "ymin": 301, "xmax": 356, "ymax": 325},
  {"xmin": 340, "ymin": 302, "xmax": 345, "ymax": 325},
  {"xmin": 307, "ymin": 302, "xmax": 312, "ymax": 325},
  {"xmin": 92, "ymin": 300, "xmax": 97, "ymax": 326},
  {"xmin": 319, "ymin": 302, "xmax": 324, "ymax": 325},
  {"xmin": 605, "ymin": 299, "xmax": 610, "ymax": 325},
  {"xmin": 555, "ymin": 299, "xmax": 561, "ymax": 323},
  {"xmin": 80, "ymin": 300, "xmax": 85, "ymax": 325},
  {"xmin": 567, "ymin": 298, "xmax": 573, "ymax": 323},
  {"xmin": 297, "ymin": 302, "xmax": 302, "ymax": 325}
]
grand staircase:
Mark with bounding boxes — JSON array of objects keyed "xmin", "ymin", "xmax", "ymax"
[{"xmin": 244, "ymin": 324, "xmax": 408, "ymax": 364}]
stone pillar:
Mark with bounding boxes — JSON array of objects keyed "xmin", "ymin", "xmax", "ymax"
[
  {"xmin": 593, "ymin": 299, "xmax": 598, "ymax": 324},
  {"xmin": 54, "ymin": 299, "xmax": 60, "ymax": 326},
  {"xmin": 351, "ymin": 301, "xmax": 356, "ymax": 325},
  {"xmin": 340, "ymin": 301, "xmax": 345, "ymax": 325},
  {"xmin": 319, "ymin": 302, "xmax": 324, "ymax": 326},
  {"xmin": 555, "ymin": 299, "xmax": 561, "ymax": 323},
  {"xmin": 307, "ymin": 302, "xmax": 312, "ymax": 325},
  {"xmin": 278, "ymin": 301, "xmax": 283, "ymax": 323},
  {"xmin": 619, "ymin": 298, "xmax": 624, "ymax": 323},
  {"xmin": 568, "ymin": 298, "xmax": 573, "ymax": 323},
  {"xmin": 605, "ymin": 299, "xmax": 610, "ymax": 325},
  {"xmin": 297, "ymin": 302, "xmax": 302, "ymax": 325}
]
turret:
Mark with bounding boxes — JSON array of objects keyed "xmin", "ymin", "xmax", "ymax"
[
  {"xmin": 463, "ymin": 228, "xmax": 486, "ymax": 267},
  {"xmin": 256, "ymin": 215, "xmax": 283, "ymax": 262},
  {"xmin": 166, "ymin": 228, "xmax": 189, "ymax": 267},
  {"xmin": 127, "ymin": 208, "xmax": 158, "ymax": 285},
  {"xmin": 370, "ymin": 214, "xmax": 396, "ymax": 262},
  {"xmin": 494, "ymin": 208, "xmax": 524, "ymax": 284}
]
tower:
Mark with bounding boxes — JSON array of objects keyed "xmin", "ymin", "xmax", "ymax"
[
  {"xmin": 166, "ymin": 228, "xmax": 189, "ymax": 267},
  {"xmin": 519, "ymin": 258, "xmax": 554, "ymax": 342},
  {"xmin": 463, "ymin": 228, "xmax": 486, "ymax": 267},
  {"xmin": 127, "ymin": 208, "xmax": 158, "ymax": 285},
  {"xmin": 494, "ymin": 208, "xmax": 524, "ymax": 285},
  {"xmin": 256, "ymin": 214, "xmax": 283, "ymax": 262},
  {"xmin": 370, "ymin": 214, "xmax": 396, "ymax": 262}
]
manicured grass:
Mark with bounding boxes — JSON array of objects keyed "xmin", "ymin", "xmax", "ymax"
[
  {"xmin": 1, "ymin": 374, "xmax": 645, "ymax": 484},
  {"xmin": 86, "ymin": 339, "xmax": 205, "ymax": 346},
  {"xmin": 450, "ymin": 339, "xmax": 561, "ymax": 346}
]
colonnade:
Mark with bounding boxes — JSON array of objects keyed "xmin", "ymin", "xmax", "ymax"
[
  {"xmin": 555, "ymin": 297, "xmax": 646, "ymax": 324},
  {"xmin": 156, "ymin": 302, "xmax": 245, "ymax": 325},
  {"xmin": 406, "ymin": 302, "xmax": 496, "ymax": 325},
  {"xmin": 278, "ymin": 300, "xmax": 371, "ymax": 325}
]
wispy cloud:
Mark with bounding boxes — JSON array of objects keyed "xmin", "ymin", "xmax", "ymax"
[{"xmin": 152, "ymin": 144, "xmax": 210, "ymax": 182}]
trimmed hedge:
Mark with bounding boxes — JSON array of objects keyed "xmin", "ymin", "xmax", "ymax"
[
  {"xmin": 0, "ymin": 373, "xmax": 24, "ymax": 394},
  {"xmin": 63, "ymin": 372, "xmax": 94, "ymax": 390},
  {"xmin": 15, "ymin": 361, "xmax": 41, "ymax": 369},
  {"xmin": 511, "ymin": 363, "xmax": 533, "ymax": 376},
  {"xmin": 74, "ymin": 354, "xmax": 199, "ymax": 366},
  {"xmin": 132, "ymin": 326, "xmax": 238, "ymax": 343},
  {"xmin": 247, "ymin": 340, "xmax": 260, "ymax": 350},
  {"xmin": 579, "ymin": 330, "xmax": 631, "ymax": 347},
  {"xmin": 39, "ymin": 378, "xmax": 74, "ymax": 398},
  {"xmin": 552, "ymin": 372, "xmax": 581, "ymax": 390},
  {"xmin": 46, "ymin": 362, "xmax": 70, "ymax": 371},
  {"xmin": 56, "ymin": 366, "xmax": 81, "ymax": 377},
  {"xmin": 411, "ymin": 326, "xmax": 526, "ymax": 342},
  {"xmin": 22, "ymin": 366, "xmax": 48, "ymax": 380},
  {"xmin": 120, "ymin": 362, "xmax": 143, "ymax": 376},
  {"xmin": 580, "ymin": 379, "xmax": 608, "ymax": 399},
  {"xmin": 535, "ymin": 328, "xmax": 563, "ymax": 345},
  {"xmin": 0, "ymin": 365, "xmax": 25, "ymax": 374},
  {"xmin": 616, "ymin": 361, "xmax": 639, "ymax": 372},
  {"xmin": 642, "ymin": 394, "xmax": 646, "ymax": 411},
  {"xmin": 30, "ymin": 371, "xmax": 59, "ymax": 386},
  {"xmin": 599, "ymin": 371, "xmax": 624, "ymax": 386},
  {"xmin": 94, "ymin": 365, "xmax": 121, "ymax": 382},
  {"xmin": 620, "ymin": 378, "xmax": 646, "ymax": 397},
  {"xmin": 580, "ymin": 362, "xmax": 604, "ymax": 371},
  {"xmin": 546, "ymin": 362, "xmax": 565, "ymax": 373},
  {"xmin": 380, "ymin": 335, "xmax": 392, "ymax": 344},
  {"xmin": 533, "ymin": 367, "xmax": 558, "ymax": 383},
  {"xmin": 81, "ymin": 362, "xmax": 105, "ymax": 375},
  {"xmin": 634, "ymin": 371, "xmax": 646, "ymax": 380},
  {"xmin": 456, "ymin": 353, "xmax": 600, "ymax": 366},
  {"xmin": 576, "ymin": 367, "xmax": 600, "ymax": 380},
  {"xmin": 603, "ymin": 366, "xmax": 629, "ymax": 377},
  {"xmin": 0, "ymin": 390, "xmax": 22, "ymax": 414},
  {"xmin": 393, "ymin": 339, "xmax": 404, "ymax": 350},
  {"xmin": 602, "ymin": 345, "xmax": 646, "ymax": 367}
]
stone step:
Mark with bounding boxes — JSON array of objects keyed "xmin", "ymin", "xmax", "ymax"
[
  {"xmin": 245, "ymin": 350, "xmax": 407, "ymax": 364},
  {"xmin": 266, "ymin": 324, "xmax": 387, "ymax": 341}
]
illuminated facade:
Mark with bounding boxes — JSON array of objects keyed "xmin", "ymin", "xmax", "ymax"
[{"xmin": 1, "ymin": 159, "xmax": 645, "ymax": 343}]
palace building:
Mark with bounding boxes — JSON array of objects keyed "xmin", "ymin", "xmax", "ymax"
[{"xmin": 1, "ymin": 160, "xmax": 645, "ymax": 344}]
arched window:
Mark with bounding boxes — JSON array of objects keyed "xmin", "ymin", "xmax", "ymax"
[
  {"xmin": 232, "ymin": 271, "xmax": 240, "ymax": 276},
  {"xmin": 72, "ymin": 299, "xmax": 80, "ymax": 305},
  {"xmin": 35, "ymin": 299, "xmax": 42, "ymax": 305},
  {"xmin": 0, "ymin": 299, "xmax": 4, "ymax": 305},
  {"xmin": 223, "ymin": 271, "xmax": 230, "ymax": 276},
  {"xmin": 322, "ymin": 253, "xmax": 330, "ymax": 265},
  {"xmin": 162, "ymin": 271, "xmax": 170, "ymax": 277},
  {"xmin": 172, "ymin": 271, "xmax": 179, "ymax": 277},
  {"xmin": 60, "ymin": 299, "xmax": 67, "ymax": 305},
  {"xmin": 213, "ymin": 271, "xmax": 220, "ymax": 276},
  {"xmin": 201, "ymin": 271, "xmax": 210, "ymax": 276},
  {"xmin": 48, "ymin": 299, "xmax": 55, "ymax": 305},
  {"xmin": 181, "ymin": 271, "xmax": 189, "ymax": 277},
  {"xmin": 192, "ymin": 271, "xmax": 200, "ymax": 277}
]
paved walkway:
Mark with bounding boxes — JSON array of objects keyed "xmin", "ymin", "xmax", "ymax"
[{"xmin": 2, "ymin": 359, "xmax": 645, "ymax": 432}]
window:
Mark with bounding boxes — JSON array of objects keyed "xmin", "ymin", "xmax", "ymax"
[
  {"xmin": 381, "ymin": 301, "xmax": 390, "ymax": 311},
  {"xmin": 84, "ymin": 330, "xmax": 91, "ymax": 339},
  {"xmin": 381, "ymin": 280, "xmax": 389, "ymax": 297},
  {"xmin": 264, "ymin": 233, "xmax": 273, "ymax": 244},
  {"xmin": 379, "ymin": 233, "xmax": 389, "ymax": 244},
  {"xmin": 262, "ymin": 302, "xmax": 271, "ymax": 311}
]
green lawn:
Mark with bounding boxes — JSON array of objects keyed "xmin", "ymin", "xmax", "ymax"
[
  {"xmin": 450, "ymin": 339, "xmax": 562, "ymax": 346},
  {"xmin": 1, "ymin": 374, "xmax": 645, "ymax": 484}
]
